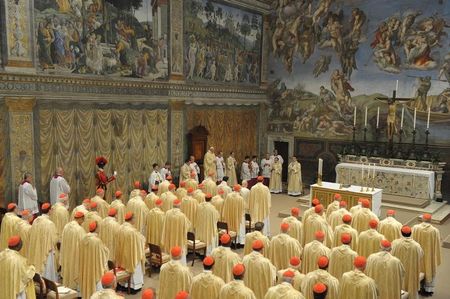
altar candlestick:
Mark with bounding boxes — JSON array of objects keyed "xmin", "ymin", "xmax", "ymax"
[
  {"xmin": 372, "ymin": 165, "xmax": 375, "ymax": 180},
  {"xmin": 364, "ymin": 106, "xmax": 368, "ymax": 127},
  {"xmin": 400, "ymin": 106, "xmax": 404, "ymax": 129},
  {"xmin": 376, "ymin": 107, "xmax": 380, "ymax": 128},
  {"xmin": 361, "ymin": 164, "xmax": 364, "ymax": 180},
  {"xmin": 395, "ymin": 80, "xmax": 399, "ymax": 93},
  {"xmin": 413, "ymin": 108, "xmax": 417, "ymax": 129},
  {"xmin": 318, "ymin": 158, "xmax": 323, "ymax": 175},
  {"xmin": 427, "ymin": 108, "xmax": 430, "ymax": 129},
  {"xmin": 353, "ymin": 106, "xmax": 357, "ymax": 126}
]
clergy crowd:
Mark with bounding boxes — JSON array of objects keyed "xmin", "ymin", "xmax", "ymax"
[{"xmin": 0, "ymin": 149, "xmax": 443, "ymax": 299}]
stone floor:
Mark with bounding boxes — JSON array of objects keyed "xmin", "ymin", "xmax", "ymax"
[{"xmin": 124, "ymin": 193, "xmax": 450, "ymax": 299}]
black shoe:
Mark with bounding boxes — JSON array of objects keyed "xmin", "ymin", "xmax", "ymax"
[{"xmin": 130, "ymin": 288, "xmax": 141, "ymax": 295}]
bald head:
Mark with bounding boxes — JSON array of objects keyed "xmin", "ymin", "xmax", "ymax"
[{"xmin": 55, "ymin": 167, "xmax": 64, "ymax": 176}]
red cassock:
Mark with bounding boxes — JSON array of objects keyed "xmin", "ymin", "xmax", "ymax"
[{"xmin": 96, "ymin": 170, "xmax": 115, "ymax": 190}]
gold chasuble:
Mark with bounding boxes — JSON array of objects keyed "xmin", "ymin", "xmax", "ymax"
[
  {"xmin": 332, "ymin": 224, "xmax": 359, "ymax": 251},
  {"xmin": 144, "ymin": 192, "xmax": 158, "ymax": 210},
  {"xmin": 301, "ymin": 207, "xmax": 317, "ymax": 228},
  {"xmin": 211, "ymin": 194, "xmax": 225, "ymax": 219},
  {"xmin": 269, "ymin": 161, "xmax": 282, "ymax": 192},
  {"xmin": 79, "ymin": 233, "xmax": 109, "ymax": 299},
  {"xmin": 287, "ymin": 161, "xmax": 303, "ymax": 196},
  {"xmin": 366, "ymin": 251, "xmax": 405, "ymax": 299},
  {"xmin": 379, "ymin": 216, "xmax": 402, "ymax": 242},
  {"xmin": 186, "ymin": 178, "xmax": 198, "ymax": 191},
  {"xmin": 0, "ymin": 212, "xmax": 21, "ymax": 251},
  {"xmin": 204, "ymin": 150, "xmax": 217, "ymax": 181},
  {"xmin": 126, "ymin": 197, "xmax": 149, "ymax": 233},
  {"xmin": 352, "ymin": 208, "xmax": 379, "ymax": 233},
  {"xmin": 219, "ymin": 280, "xmax": 257, "ymax": 299},
  {"xmin": 328, "ymin": 208, "xmax": 350, "ymax": 230},
  {"xmin": 265, "ymin": 282, "xmax": 305, "ymax": 299},
  {"xmin": 328, "ymin": 245, "xmax": 357, "ymax": 280},
  {"xmin": 49, "ymin": 202, "xmax": 70, "ymax": 240},
  {"xmin": 243, "ymin": 251, "xmax": 277, "ymax": 299},
  {"xmin": 244, "ymin": 231, "xmax": 270, "ymax": 257},
  {"xmin": 269, "ymin": 233, "xmax": 302, "ymax": 270},
  {"xmin": 301, "ymin": 240, "xmax": 331, "ymax": 274},
  {"xmin": 392, "ymin": 237, "xmax": 423, "ymax": 299},
  {"xmin": 325, "ymin": 200, "xmax": 340, "ymax": 222},
  {"xmin": 15, "ymin": 220, "xmax": 32, "ymax": 257},
  {"xmin": 226, "ymin": 156, "xmax": 238, "ymax": 186},
  {"xmin": 116, "ymin": 222, "xmax": 146, "ymax": 273},
  {"xmin": 282, "ymin": 216, "xmax": 303, "ymax": 245},
  {"xmin": 180, "ymin": 163, "xmax": 191, "ymax": 183},
  {"xmin": 303, "ymin": 214, "xmax": 333, "ymax": 247},
  {"xmin": 110, "ymin": 199, "xmax": 126, "ymax": 224},
  {"xmin": 91, "ymin": 289, "xmax": 124, "ymax": 299},
  {"xmin": 161, "ymin": 208, "xmax": 191, "ymax": 253},
  {"xmin": 99, "ymin": 216, "xmax": 121, "ymax": 261},
  {"xmin": 412, "ymin": 222, "xmax": 441, "ymax": 285},
  {"xmin": 277, "ymin": 268, "xmax": 305, "ymax": 291},
  {"xmin": 194, "ymin": 190, "xmax": 206, "ymax": 204},
  {"xmin": 211, "ymin": 246, "xmax": 242, "ymax": 283},
  {"xmin": 60, "ymin": 221, "xmax": 86, "ymax": 289},
  {"xmin": 159, "ymin": 260, "xmax": 193, "ymax": 299},
  {"xmin": 195, "ymin": 202, "xmax": 220, "ymax": 247},
  {"xmin": 161, "ymin": 190, "xmax": 177, "ymax": 212},
  {"xmin": 177, "ymin": 187, "xmax": 188, "ymax": 200},
  {"xmin": 191, "ymin": 270, "xmax": 225, "ymax": 299},
  {"xmin": 222, "ymin": 191, "xmax": 245, "ymax": 234},
  {"xmin": 301, "ymin": 269, "xmax": 339, "ymax": 299},
  {"xmin": 90, "ymin": 195, "xmax": 110, "ymax": 218},
  {"xmin": 249, "ymin": 182, "xmax": 271, "ymax": 223},
  {"xmin": 181, "ymin": 195, "xmax": 199, "ymax": 226},
  {"xmin": 203, "ymin": 177, "xmax": 218, "ymax": 196},
  {"xmin": 0, "ymin": 248, "xmax": 36, "ymax": 299},
  {"xmin": 82, "ymin": 211, "xmax": 102, "ymax": 233},
  {"xmin": 27, "ymin": 215, "xmax": 57, "ymax": 274},
  {"xmin": 158, "ymin": 180, "xmax": 170, "ymax": 196},
  {"xmin": 339, "ymin": 270, "xmax": 378, "ymax": 299},
  {"xmin": 145, "ymin": 207, "xmax": 165, "ymax": 246},
  {"xmin": 357, "ymin": 229, "xmax": 385, "ymax": 258}
]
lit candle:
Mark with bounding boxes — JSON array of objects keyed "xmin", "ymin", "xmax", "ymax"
[
  {"xmin": 413, "ymin": 108, "xmax": 417, "ymax": 129},
  {"xmin": 427, "ymin": 108, "xmax": 430, "ymax": 129},
  {"xmin": 400, "ymin": 106, "xmax": 404, "ymax": 129},
  {"xmin": 318, "ymin": 158, "xmax": 323, "ymax": 176},
  {"xmin": 373, "ymin": 165, "xmax": 376, "ymax": 180},
  {"xmin": 353, "ymin": 106, "xmax": 357, "ymax": 127},
  {"xmin": 364, "ymin": 106, "xmax": 368, "ymax": 127},
  {"xmin": 376, "ymin": 107, "xmax": 380, "ymax": 128},
  {"xmin": 395, "ymin": 80, "xmax": 399, "ymax": 93},
  {"xmin": 361, "ymin": 164, "xmax": 364, "ymax": 180}
]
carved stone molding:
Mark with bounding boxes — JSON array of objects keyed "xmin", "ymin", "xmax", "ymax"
[
  {"xmin": 170, "ymin": 100, "xmax": 185, "ymax": 111},
  {"xmin": 5, "ymin": 96, "xmax": 36, "ymax": 112}
]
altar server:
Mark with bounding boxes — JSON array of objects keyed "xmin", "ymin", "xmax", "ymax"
[
  {"xmin": 222, "ymin": 185, "xmax": 246, "ymax": 245},
  {"xmin": 219, "ymin": 264, "xmax": 256, "ymax": 299},
  {"xmin": 301, "ymin": 256, "xmax": 339, "ymax": 299},
  {"xmin": 149, "ymin": 163, "xmax": 164, "ymax": 186},
  {"xmin": 379, "ymin": 209, "xmax": 402, "ymax": 242},
  {"xmin": 0, "ymin": 203, "xmax": 22, "ymax": 251},
  {"xmin": 269, "ymin": 157, "xmax": 282, "ymax": 193},
  {"xmin": 18, "ymin": 172, "xmax": 38, "ymax": 214},
  {"xmin": 91, "ymin": 188, "xmax": 110, "ymax": 218},
  {"xmin": 145, "ymin": 198, "xmax": 165, "ymax": 247},
  {"xmin": 159, "ymin": 246, "xmax": 193, "ymax": 299},
  {"xmin": 301, "ymin": 230, "xmax": 330, "ymax": 274},
  {"xmin": 226, "ymin": 152, "xmax": 238, "ymax": 186},
  {"xmin": 241, "ymin": 156, "xmax": 251, "ymax": 182},
  {"xmin": 0, "ymin": 236, "xmax": 36, "ymax": 299},
  {"xmin": 366, "ymin": 239, "xmax": 405, "ymax": 299},
  {"xmin": 211, "ymin": 234, "xmax": 242, "ymax": 283},
  {"xmin": 269, "ymin": 222, "xmax": 302, "ymax": 270},
  {"xmin": 99, "ymin": 208, "xmax": 120, "ymax": 261},
  {"xmin": 243, "ymin": 222, "xmax": 270, "ymax": 257},
  {"xmin": 160, "ymin": 161, "xmax": 172, "ymax": 180},
  {"xmin": 351, "ymin": 199, "xmax": 379, "ymax": 233},
  {"xmin": 392, "ymin": 225, "xmax": 423, "ymax": 299},
  {"xmin": 195, "ymin": 192, "xmax": 220, "ymax": 255},
  {"xmin": 111, "ymin": 190, "xmax": 125, "ymax": 224},
  {"xmin": 328, "ymin": 233, "xmax": 357, "ymax": 280},
  {"xmin": 357, "ymin": 219, "xmax": 385, "ymax": 258},
  {"xmin": 27, "ymin": 203, "xmax": 58, "ymax": 281},
  {"xmin": 338, "ymin": 256, "xmax": 378, "ymax": 299},
  {"xmin": 49, "ymin": 167, "xmax": 71, "ymax": 205},
  {"xmin": 243, "ymin": 240, "xmax": 277, "ymax": 299},
  {"xmin": 249, "ymin": 176, "xmax": 272, "ymax": 236},
  {"xmin": 191, "ymin": 256, "xmax": 225, "ymax": 299},
  {"xmin": 260, "ymin": 153, "xmax": 272, "ymax": 186},
  {"xmin": 204, "ymin": 147, "xmax": 217, "ymax": 182},
  {"xmin": 287, "ymin": 156, "xmax": 303, "ymax": 196},
  {"xmin": 412, "ymin": 213, "xmax": 441, "ymax": 296},
  {"xmin": 249, "ymin": 156, "xmax": 260, "ymax": 188},
  {"xmin": 265, "ymin": 270, "xmax": 305, "ymax": 299}
]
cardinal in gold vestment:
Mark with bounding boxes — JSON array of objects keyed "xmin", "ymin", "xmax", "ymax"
[
  {"xmin": 265, "ymin": 270, "xmax": 305, "ymax": 299},
  {"xmin": 222, "ymin": 186, "xmax": 246, "ymax": 244},
  {"xmin": 194, "ymin": 188, "xmax": 206, "ymax": 204},
  {"xmin": 186, "ymin": 172, "xmax": 199, "ymax": 190},
  {"xmin": 332, "ymin": 215, "xmax": 358, "ymax": 251},
  {"xmin": 366, "ymin": 240, "xmax": 405, "ymax": 299},
  {"xmin": 60, "ymin": 212, "xmax": 86, "ymax": 289},
  {"xmin": 303, "ymin": 205, "xmax": 333, "ymax": 247},
  {"xmin": 282, "ymin": 207, "xmax": 303, "ymax": 245},
  {"xmin": 0, "ymin": 204, "xmax": 22, "ymax": 251},
  {"xmin": 277, "ymin": 257, "xmax": 305, "ymax": 291},
  {"xmin": 203, "ymin": 173, "xmax": 218, "ymax": 196},
  {"xmin": 243, "ymin": 240, "xmax": 277, "ymax": 299},
  {"xmin": 243, "ymin": 222, "xmax": 270, "ymax": 257},
  {"xmin": 212, "ymin": 190, "xmax": 225, "ymax": 220},
  {"xmin": 70, "ymin": 199, "xmax": 90, "ymax": 220},
  {"xmin": 27, "ymin": 204, "xmax": 58, "ymax": 281},
  {"xmin": 219, "ymin": 264, "xmax": 256, "ymax": 299},
  {"xmin": 82, "ymin": 203, "xmax": 103, "ymax": 232},
  {"xmin": 327, "ymin": 201, "xmax": 349, "ymax": 230},
  {"xmin": 357, "ymin": 219, "xmax": 385, "ymax": 258},
  {"xmin": 191, "ymin": 256, "xmax": 225, "ymax": 299},
  {"xmin": 301, "ymin": 256, "xmax": 339, "ymax": 299},
  {"xmin": 144, "ymin": 186, "xmax": 159, "ymax": 210},
  {"xmin": 269, "ymin": 222, "xmax": 303, "ymax": 270},
  {"xmin": 181, "ymin": 189, "xmax": 199, "ymax": 227},
  {"xmin": 325, "ymin": 194, "xmax": 342, "ymax": 222},
  {"xmin": 338, "ymin": 256, "xmax": 378, "ymax": 299},
  {"xmin": 287, "ymin": 157, "xmax": 303, "ymax": 196},
  {"xmin": 392, "ymin": 226, "xmax": 424, "ymax": 299},
  {"xmin": 412, "ymin": 213, "xmax": 441, "ymax": 294},
  {"xmin": 99, "ymin": 208, "xmax": 121, "ymax": 261},
  {"xmin": 145, "ymin": 199, "xmax": 165, "ymax": 247},
  {"xmin": 79, "ymin": 222, "xmax": 109, "ymax": 299},
  {"xmin": 91, "ymin": 272, "xmax": 124, "ymax": 299},
  {"xmin": 328, "ymin": 233, "xmax": 357, "ymax": 280},
  {"xmin": 91, "ymin": 188, "xmax": 110, "ymax": 218},
  {"xmin": 302, "ymin": 198, "xmax": 321, "ymax": 227},
  {"xmin": 249, "ymin": 177, "xmax": 272, "ymax": 236},
  {"xmin": 110, "ymin": 191, "xmax": 126, "ymax": 224},
  {"xmin": 180, "ymin": 160, "xmax": 192, "ymax": 183},
  {"xmin": 129, "ymin": 181, "xmax": 142, "ymax": 200},
  {"xmin": 159, "ymin": 246, "xmax": 193, "ymax": 299},
  {"xmin": 0, "ymin": 236, "xmax": 36, "ymax": 299},
  {"xmin": 126, "ymin": 194, "xmax": 149, "ymax": 234},
  {"xmin": 212, "ymin": 234, "xmax": 242, "ymax": 283},
  {"xmin": 379, "ymin": 209, "xmax": 402, "ymax": 242},
  {"xmin": 177, "ymin": 182, "xmax": 188, "ymax": 200},
  {"xmin": 116, "ymin": 212, "xmax": 146, "ymax": 290},
  {"xmin": 15, "ymin": 210, "xmax": 33, "ymax": 257},
  {"xmin": 351, "ymin": 199, "xmax": 379, "ymax": 233},
  {"xmin": 301, "ymin": 231, "xmax": 330, "ymax": 274},
  {"xmin": 49, "ymin": 199, "xmax": 70, "ymax": 240},
  {"xmin": 204, "ymin": 147, "xmax": 217, "ymax": 182},
  {"xmin": 195, "ymin": 195, "xmax": 220, "ymax": 255},
  {"xmin": 160, "ymin": 184, "xmax": 178, "ymax": 212}
]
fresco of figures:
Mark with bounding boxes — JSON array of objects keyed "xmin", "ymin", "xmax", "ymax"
[
  {"xmin": 34, "ymin": 0, "xmax": 168, "ymax": 80},
  {"xmin": 184, "ymin": 0, "xmax": 263, "ymax": 85},
  {"xmin": 268, "ymin": 0, "xmax": 450, "ymax": 145}
]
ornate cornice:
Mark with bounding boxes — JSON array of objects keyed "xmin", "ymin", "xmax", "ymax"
[{"xmin": 5, "ymin": 97, "xmax": 36, "ymax": 112}]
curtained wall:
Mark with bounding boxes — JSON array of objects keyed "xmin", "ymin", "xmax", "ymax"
[
  {"xmin": 186, "ymin": 107, "xmax": 258, "ymax": 164},
  {"xmin": 0, "ymin": 105, "xmax": 8, "ymax": 207},
  {"xmin": 38, "ymin": 105, "xmax": 168, "ymax": 207}
]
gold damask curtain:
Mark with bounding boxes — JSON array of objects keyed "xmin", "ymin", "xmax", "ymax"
[
  {"xmin": 186, "ymin": 107, "xmax": 258, "ymax": 163},
  {"xmin": 39, "ymin": 107, "xmax": 167, "ymax": 207}
]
